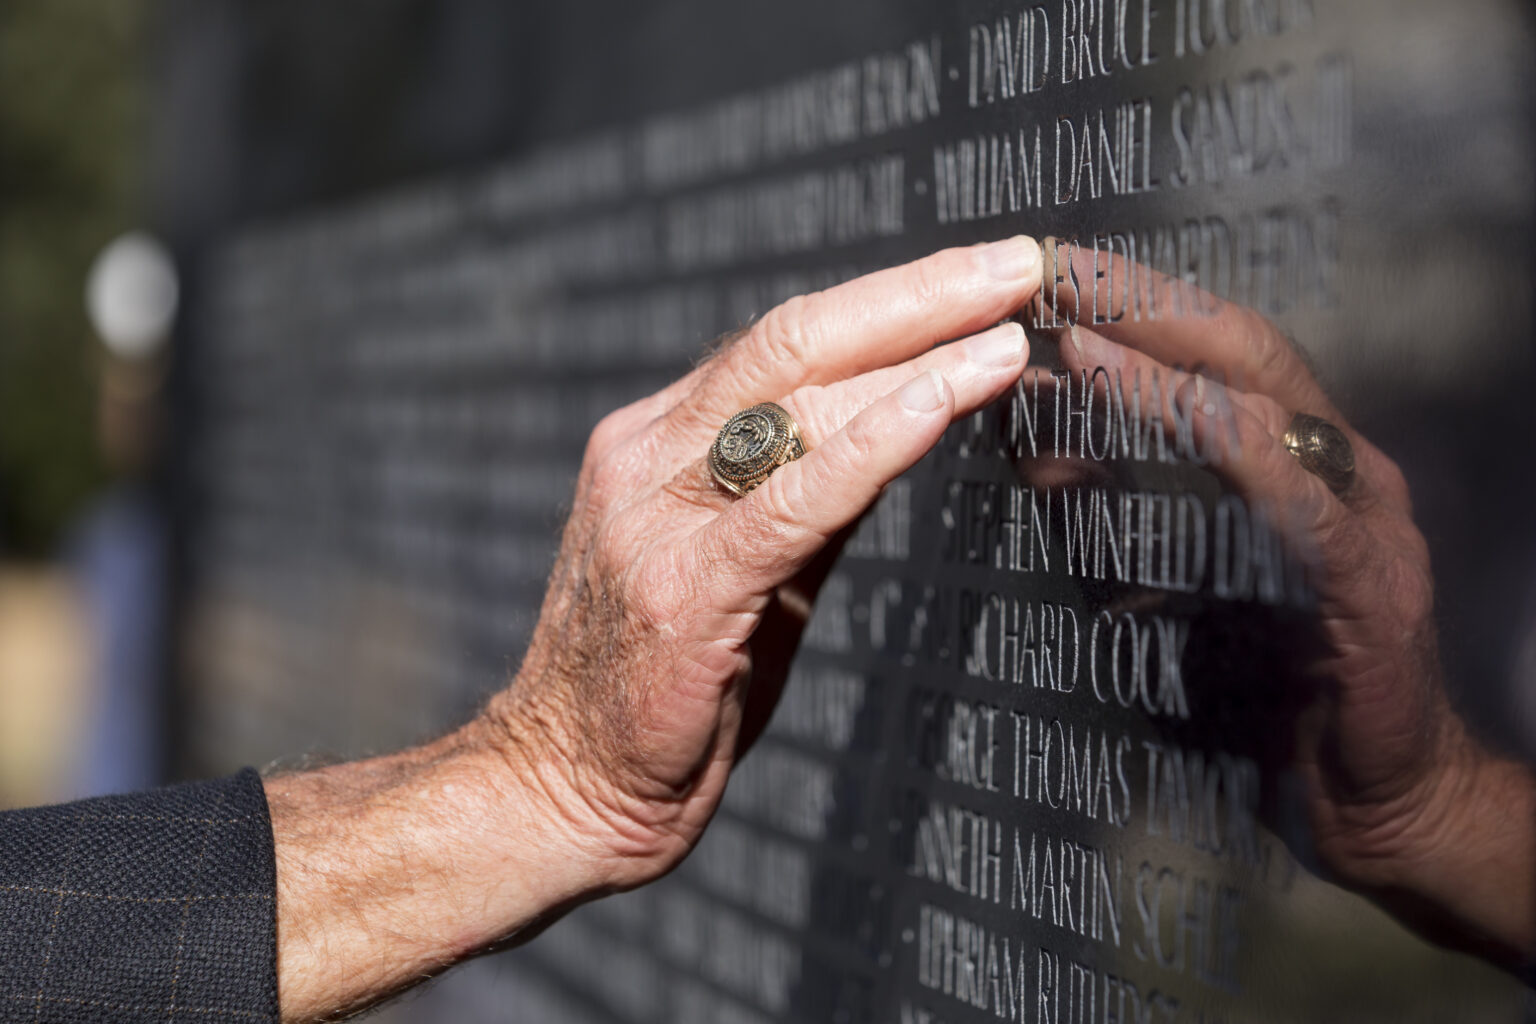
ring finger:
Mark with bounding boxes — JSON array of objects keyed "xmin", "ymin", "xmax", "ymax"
[{"xmin": 661, "ymin": 320, "xmax": 1030, "ymax": 511}]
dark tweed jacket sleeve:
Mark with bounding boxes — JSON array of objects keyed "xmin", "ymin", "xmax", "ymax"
[{"xmin": 0, "ymin": 769, "xmax": 279, "ymax": 1023}]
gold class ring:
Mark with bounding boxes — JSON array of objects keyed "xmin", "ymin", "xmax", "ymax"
[
  {"xmin": 1282, "ymin": 412, "xmax": 1355, "ymax": 496},
  {"xmin": 708, "ymin": 402, "xmax": 806, "ymax": 497}
]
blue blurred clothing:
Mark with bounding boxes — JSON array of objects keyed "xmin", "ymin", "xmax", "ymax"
[{"xmin": 66, "ymin": 487, "xmax": 165, "ymax": 798}]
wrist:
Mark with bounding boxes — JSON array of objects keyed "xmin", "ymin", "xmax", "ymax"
[
  {"xmin": 471, "ymin": 686, "xmax": 692, "ymax": 892},
  {"xmin": 268, "ymin": 726, "xmax": 614, "ymax": 1020},
  {"xmin": 455, "ymin": 710, "xmax": 625, "ymax": 899},
  {"xmin": 1332, "ymin": 726, "xmax": 1536, "ymax": 972},
  {"xmin": 1413, "ymin": 747, "xmax": 1536, "ymax": 970}
]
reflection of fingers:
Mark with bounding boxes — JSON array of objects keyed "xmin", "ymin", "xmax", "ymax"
[
  {"xmin": 661, "ymin": 322, "xmax": 1027, "ymax": 512},
  {"xmin": 1188, "ymin": 380, "xmax": 1346, "ymax": 537},
  {"xmin": 1064, "ymin": 325, "xmax": 1412, "ymax": 519},
  {"xmin": 1061, "ymin": 327, "xmax": 1425, "ymax": 652},
  {"xmin": 1175, "ymin": 373, "xmax": 1401, "ymax": 601},
  {"xmin": 1064, "ymin": 325, "xmax": 1343, "ymax": 530},
  {"xmin": 664, "ymin": 239, "xmax": 1042, "ymax": 442},
  {"xmin": 1043, "ymin": 237, "xmax": 1340, "ymax": 421},
  {"xmin": 691, "ymin": 371, "xmax": 956, "ymax": 594}
]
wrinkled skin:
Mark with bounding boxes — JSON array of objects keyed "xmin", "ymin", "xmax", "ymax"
[{"xmin": 482, "ymin": 238, "xmax": 1047, "ymax": 886}]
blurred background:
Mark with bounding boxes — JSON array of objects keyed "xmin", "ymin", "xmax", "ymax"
[{"xmin": 0, "ymin": 1, "xmax": 162, "ymax": 806}]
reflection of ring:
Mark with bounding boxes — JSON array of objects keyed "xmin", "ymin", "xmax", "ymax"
[
  {"xmin": 709, "ymin": 402, "xmax": 806, "ymax": 496},
  {"xmin": 1283, "ymin": 413, "xmax": 1355, "ymax": 495}
]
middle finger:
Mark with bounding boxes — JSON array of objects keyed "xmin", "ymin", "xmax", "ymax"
[
  {"xmin": 663, "ymin": 238, "xmax": 1044, "ymax": 444},
  {"xmin": 1041, "ymin": 236, "xmax": 1343, "ymax": 423}
]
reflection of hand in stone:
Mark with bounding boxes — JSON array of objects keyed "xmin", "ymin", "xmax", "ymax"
[{"xmin": 1048, "ymin": 238, "xmax": 1535, "ymax": 975}]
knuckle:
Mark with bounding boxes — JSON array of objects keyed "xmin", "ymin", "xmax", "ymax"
[
  {"xmin": 703, "ymin": 324, "xmax": 751, "ymax": 364},
  {"xmin": 1305, "ymin": 488, "xmax": 1352, "ymax": 549},
  {"xmin": 1403, "ymin": 525, "xmax": 1432, "ymax": 576},
  {"xmin": 839, "ymin": 408, "xmax": 886, "ymax": 466},
  {"xmin": 1368, "ymin": 450, "xmax": 1413, "ymax": 511},
  {"xmin": 589, "ymin": 450, "xmax": 632, "ymax": 497},
  {"xmin": 629, "ymin": 554, "xmax": 686, "ymax": 627},
  {"xmin": 591, "ymin": 397, "xmax": 655, "ymax": 453},
  {"xmin": 582, "ymin": 405, "xmax": 652, "ymax": 493},
  {"xmin": 1221, "ymin": 417, "xmax": 1262, "ymax": 470},
  {"xmin": 719, "ymin": 497, "xmax": 794, "ymax": 573},
  {"xmin": 587, "ymin": 408, "xmax": 630, "ymax": 458},
  {"xmin": 909, "ymin": 253, "xmax": 955, "ymax": 308},
  {"xmin": 1245, "ymin": 393, "xmax": 1291, "ymax": 439},
  {"xmin": 782, "ymin": 383, "xmax": 822, "ymax": 414},
  {"xmin": 756, "ymin": 468, "xmax": 809, "ymax": 531},
  {"xmin": 1381, "ymin": 553, "xmax": 1434, "ymax": 628},
  {"xmin": 660, "ymin": 458, "xmax": 727, "ymax": 513},
  {"xmin": 752, "ymin": 468, "xmax": 825, "ymax": 550},
  {"xmin": 656, "ymin": 398, "xmax": 716, "ymax": 452},
  {"xmin": 699, "ymin": 519, "xmax": 753, "ymax": 580},
  {"xmin": 1220, "ymin": 309, "xmax": 1285, "ymax": 386},
  {"xmin": 781, "ymin": 384, "xmax": 830, "ymax": 445},
  {"xmin": 753, "ymin": 291, "xmax": 821, "ymax": 370},
  {"xmin": 592, "ymin": 515, "xmax": 634, "ymax": 571}
]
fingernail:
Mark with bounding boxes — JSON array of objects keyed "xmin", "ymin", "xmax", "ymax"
[
  {"xmin": 980, "ymin": 235, "xmax": 1040, "ymax": 280},
  {"xmin": 966, "ymin": 322, "xmax": 1026, "ymax": 366},
  {"xmin": 899, "ymin": 370, "xmax": 946, "ymax": 412}
]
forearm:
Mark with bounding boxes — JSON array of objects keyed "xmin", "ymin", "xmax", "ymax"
[{"xmin": 264, "ymin": 721, "xmax": 609, "ymax": 1022}]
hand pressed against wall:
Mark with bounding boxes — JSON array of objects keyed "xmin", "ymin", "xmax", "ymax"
[
  {"xmin": 1047, "ymin": 240, "xmax": 1535, "ymax": 973},
  {"xmin": 479, "ymin": 237, "xmax": 1045, "ymax": 884},
  {"xmin": 267, "ymin": 238, "xmax": 1045, "ymax": 1021}
]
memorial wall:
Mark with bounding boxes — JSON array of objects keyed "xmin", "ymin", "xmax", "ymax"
[{"xmin": 160, "ymin": 1, "xmax": 1535, "ymax": 1020}]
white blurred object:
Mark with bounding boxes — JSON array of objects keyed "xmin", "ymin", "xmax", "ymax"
[{"xmin": 86, "ymin": 232, "xmax": 179, "ymax": 360}]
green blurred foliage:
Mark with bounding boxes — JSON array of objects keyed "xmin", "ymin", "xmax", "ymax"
[{"xmin": 0, "ymin": 1, "xmax": 147, "ymax": 558}]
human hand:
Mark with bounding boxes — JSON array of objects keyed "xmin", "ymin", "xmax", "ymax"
[
  {"xmin": 266, "ymin": 238, "xmax": 1046, "ymax": 1020},
  {"xmin": 479, "ymin": 238, "xmax": 1045, "ymax": 886},
  {"xmin": 1047, "ymin": 239, "xmax": 1535, "ymax": 972}
]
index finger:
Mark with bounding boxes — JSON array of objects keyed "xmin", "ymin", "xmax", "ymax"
[
  {"xmin": 671, "ymin": 237, "xmax": 1043, "ymax": 437},
  {"xmin": 1039, "ymin": 235, "xmax": 1342, "ymax": 422}
]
